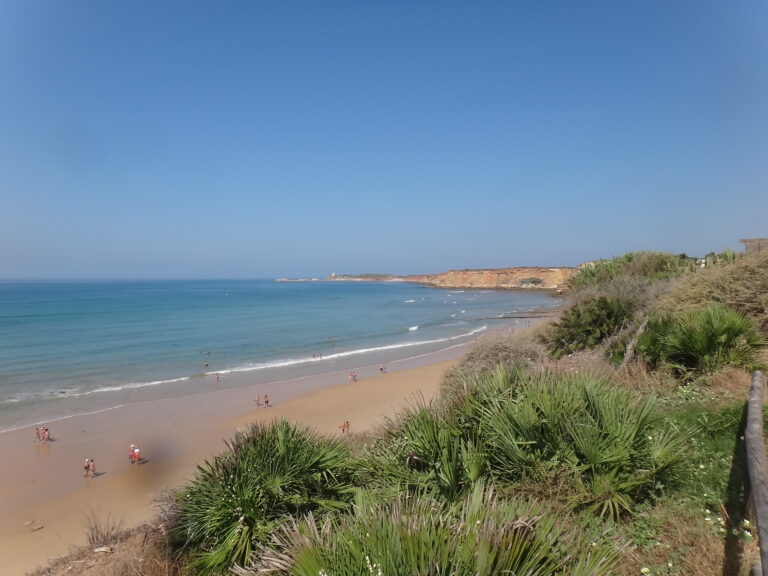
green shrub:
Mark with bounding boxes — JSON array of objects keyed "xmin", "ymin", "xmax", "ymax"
[
  {"xmin": 519, "ymin": 276, "xmax": 544, "ymax": 286},
  {"xmin": 640, "ymin": 304, "xmax": 766, "ymax": 380},
  {"xmin": 572, "ymin": 252, "xmax": 698, "ymax": 291},
  {"xmin": 173, "ymin": 419, "xmax": 355, "ymax": 573},
  {"xmin": 242, "ymin": 484, "xmax": 619, "ymax": 576},
  {"xmin": 635, "ymin": 313, "xmax": 676, "ymax": 370},
  {"xmin": 354, "ymin": 399, "xmax": 486, "ymax": 502},
  {"xmin": 477, "ymin": 371, "xmax": 689, "ymax": 519},
  {"xmin": 359, "ymin": 368, "xmax": 689, "ymax": 520},
  {"xmin": 547, "ymin": 296, "xmax": 637, "ymax": 358}
]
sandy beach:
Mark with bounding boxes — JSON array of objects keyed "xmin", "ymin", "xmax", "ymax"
[{"xmin": 0, "ymin": 346, "xmax": 465, "ymax": 575}]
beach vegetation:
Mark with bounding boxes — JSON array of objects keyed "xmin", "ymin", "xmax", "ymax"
[
  {"xmin": 172, "ymin": 419, "xmax": 355, "ymax": 573},
  {"xmin": 570, "ymin": 251, "xmax": 701, "ymax": 291},
  {"xmin": 358, "ymin": 367, "xmax": 688, "ymax": 521},
  {"xmin": 546, "ymin": 295, "xmax": 638, "ymax": 358},
  {"xmin": 84, "ymin": 509, "xmax": 125, "ymax": 548},
  {"xmin": 354, "ymin": 399, "xmax": 487, "ymax": 501},
  {"xmin": 235, "ymin": 483, "xmax": 619, "ymax": 576},
  {"xmin": 657, "ymin": 250, "xmax": 768, "ymax": 332},
  {"xmin": 441, "ymin": 331, "xmax": 549, "ymax": 398},
  {"xmin": 636, "ymin": 304, "xmax": 766, "ymax": 380}
]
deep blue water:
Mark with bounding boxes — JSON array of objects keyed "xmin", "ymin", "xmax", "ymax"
[{"xmin": 0, "ymin": 280, "xmax": 559, "ymax": 429}]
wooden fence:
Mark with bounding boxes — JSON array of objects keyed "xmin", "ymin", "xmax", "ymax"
[{"xmin": 746, "ymin": 371, "xmax": 767, "ymax": 576}]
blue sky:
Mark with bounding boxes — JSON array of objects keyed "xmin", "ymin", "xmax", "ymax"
[{"xmin": 1, "ymin": 1, "xmax": 766, "ymax": 279}]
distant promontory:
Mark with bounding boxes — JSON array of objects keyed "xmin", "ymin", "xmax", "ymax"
[{"xmin": 276, "ymin": 267, "xmax": 577, "ymax": 291}]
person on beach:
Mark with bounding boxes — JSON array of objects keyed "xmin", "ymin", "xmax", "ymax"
[
  {"xmin": 338, "ymin": 421, "xmax": 348, "ymax": 433},
  {"xmin": 134, "ymin": 446, "xmax": 141, "ymax": 464},
  {"xmin": 42, "ymin": 428, "xmax": 50, "ymax": 441},
  {"xmin": 345, "ymin": 420, "xmax": 350, "ymax": 433},
  {"xmin": 352, "ymin": 372, "xmax": 357, "ymax": 382},
  {"xmin": 264, "ymin": 394, "xmax": 270, "ymax": 407},
  {"xmin": 84, "ymin": 458, "xmax": 91, "ymax": 477},
  {"xmin": 380, "ymin": 365, "xmax": 386, "ymax": 374},
  {"xmin": 254, "ymin": 394, "xmax": 260, "ymax": 406},
  {"xmin": 34, "ymin": 427, "xmax": 41, "ymax": 441},
  {"xmin": 129, "ymin": 444, "xmax": 136, "ymax": 463},
  {"xmin": 88, "ymin": 459, "xmax": 96, "ymax": 477}
]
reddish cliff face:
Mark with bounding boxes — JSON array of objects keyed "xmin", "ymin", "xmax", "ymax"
[{"xmin": 406, "ymin": 267, "xmax": 576, "ymax": 290}]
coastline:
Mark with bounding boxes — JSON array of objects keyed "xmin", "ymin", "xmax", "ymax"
[
  {"xmin": 0, "ymin": 342, "xmax": 471, "ymax": 575},
  {"xmin": 0, "ymin": 326, "xmax": 492, "ymax": 435}
]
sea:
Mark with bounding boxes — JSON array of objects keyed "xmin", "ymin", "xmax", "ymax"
[{"xmin": 0, "ymin": 279, "xmax": 561, "ymax": 432}]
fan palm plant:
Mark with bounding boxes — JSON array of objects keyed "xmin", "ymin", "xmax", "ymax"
[
  {"xmin": 173, "ymin": 419, "xmax": 355, "ymax": 573},
  {"xmin": 355, "ymin": 399, "xmax": 488, "ymax": 501},
  {"xmin": 236, "ymin": 483, "xmax": 619, "ymax": 576},
  {"xmin": 477, "ymin": 370, "xmax": 688, "ymax": 520},
  {"xmin": 661, "ymin": 303, "xmax": 766, "ymax": 379}
]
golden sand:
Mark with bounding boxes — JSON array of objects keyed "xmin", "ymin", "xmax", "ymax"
[{"xmin": 0, "ymin": 356, "xmax": 457, "ymax": 575}]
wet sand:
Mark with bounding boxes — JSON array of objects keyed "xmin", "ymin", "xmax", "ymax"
[{"xmin": 0, "ymin": 347, "xmax": 464, "ymax": 575}]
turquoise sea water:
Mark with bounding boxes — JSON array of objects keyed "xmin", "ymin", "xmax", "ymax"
[{"xmin": 0, "ymin": 280, "xmax": 560, "ymax": 431}]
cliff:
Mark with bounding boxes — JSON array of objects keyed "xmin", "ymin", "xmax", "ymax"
[
  {"xmin": 278, "ymin": 267, "xmax": 578, "ymax": 290},
  {"xmin": 405, "ymin": 267, "xmax": 576, "ymax": 291}
]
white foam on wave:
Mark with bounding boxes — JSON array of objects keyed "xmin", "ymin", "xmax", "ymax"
[
  {"xmin": 2, "ymin": 376, "xmax": 192, "ymax": 406},
  {"xmin": 404, "ymin": 299, "xmax": 415, "ymax": 303},
  {"xmin": 88, "ymin": 376, "xmax": 190, "ymax": 395},
  {"xmin": 0, "ymin": 404, "xmax": 126, "ymax": 434},
  {"xmin": 213, "ymin": 325, "xmax": 488, "ymax": 376},
  {"xmin": 0, "ymin": 326, "xmax": 491, "ymax": 433}
]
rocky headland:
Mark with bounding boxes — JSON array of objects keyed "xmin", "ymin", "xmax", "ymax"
[
  {"xmin": 277, "ymin": 267, "xmax": 577, "ymax": 290},
  {"xmin": 405, "ymin": 267, "xmax": 576, "ymax": 290}
]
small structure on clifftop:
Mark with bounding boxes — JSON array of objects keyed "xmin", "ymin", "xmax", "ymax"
[{"xmin": 740, "ymin": 238, "xmax": 768, "ymax": 256}]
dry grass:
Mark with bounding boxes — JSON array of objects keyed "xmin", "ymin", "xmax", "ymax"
[
  {"xmin": 570, "ymin": 275, "xmax": 675, "ymax": 309},
  {"xmin": 442, "ymin": 329, "xmax": 552, "ymax": 396},
  {"xmin": 84, "ymin": 509, "xmax": 125, "ymax": 548},
  {"xmin": 29, "ymin": 524, "xmax": 178, "ymax": 576},
  {"xmin": 616, "ymin": 504, "xmax": 731, "ymax": 576},
  {"xmin": 658, "ymin": 252, "xmax": 768, "ymax": 333},
  {"xmin": 31, "ymin": 499, "xmax": 182, "ymax": 576}
]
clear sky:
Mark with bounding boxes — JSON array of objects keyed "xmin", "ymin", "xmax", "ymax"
[{"xmin": 1, "ymin": 1, "xmax": 766, "ymax": 279}]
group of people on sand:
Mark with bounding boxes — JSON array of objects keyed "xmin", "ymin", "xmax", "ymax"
[
  {"xmin": 338, "ymin": 420, "xmax": 350, "ymax": 433},
  {"xmin": 254, "ymin": 394, "xmax": 270, "ymax": 407},
  {"xmin": 129, "ymin": 444, "xmax": 142, "ymax": 464},
  {"xmin": 34, "ymin": 423, "xmax": 149, "ymax": 478},
  {"xmin": 348, "ymin": 365, "xmax": 387, "ymax": 383}
]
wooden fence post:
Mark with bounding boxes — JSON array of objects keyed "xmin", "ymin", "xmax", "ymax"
[{"xmin": 745, "ymin": 371, "xmax": 768, "ymax": 576}]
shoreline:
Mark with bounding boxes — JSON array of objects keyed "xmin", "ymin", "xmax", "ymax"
[
  {"xmin": 0, "ymin": 316, "xmax": 547, "ymax": 434},
  {"xmin": 0, "ymin": 341, "xmax": 473, "ymax": 575},
  {"xmin": 0, "ymin": 318, "xmax": 504, "ymax": 434}
]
